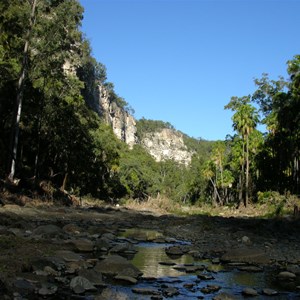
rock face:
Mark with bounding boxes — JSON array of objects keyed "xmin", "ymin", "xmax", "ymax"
[
  {"xmin": 141, "ymin": 128, "xmax": 193, "ymax": 165},
  {"xmin": 98, "ymin": 85, "xmax": 137, "ymax": 149},
  {"xmin": 95, "ymin": 85, "xmax": 193, "ymax": 165}
]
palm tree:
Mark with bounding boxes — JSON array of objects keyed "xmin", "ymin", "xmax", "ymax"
[{"xmin": 225, "ymin": 96, "xmax": 259, "ymax": 207}]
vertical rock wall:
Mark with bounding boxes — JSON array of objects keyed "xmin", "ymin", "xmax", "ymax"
[{"xmin": 98, "ymin": 85, "xmax": 137, "ymax": 148}]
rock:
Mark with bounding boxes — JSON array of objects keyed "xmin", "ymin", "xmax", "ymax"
[
  {"xmin": 165, "ymin": 246, "xmax": 184, "ymax": 256},
  {"xmin": 159, "ymin": 261, "xmax": 176, "ymax": 266},
  {"xmin": 96, "ymin": 287, "xmax": 130, "ymax": 300},
  {"xmin": 237, "ymin": 266, "xmax": 263, "ymax": 272},
  {"xmin": 213, "ymin": 292, "xmax": 238, "ymax": 300},
  {"xmin": 70, "ymin": 276, "xmax": 97, "ymax": 293},
  {"xmin": 197, "ymin": 273, "xmax": 214, "ymax": 280},
  {"xmin": 141, "ymin": 128, "xmax": 193, "ymax": 165},
  {"xmin": 63, "ymin": 223, "xmax": 82, "ymax": 234},
  {"xmin": 101, "ymin": 232, "xmax": 116, "ymax": 240},
  {"xmin": 114, "ymin": 275, "xmax": 137, "ymax": 284},
  {"xmin": 132, "ymin": 287, "xmax": 161, "ymax": 295},
  {"xmin": 201, "ymin": 285, "xmax": 221, "ymax": 294},
  {"xmin": 78, "ymin": 269, "xmax": 104, "ymax": 286},
  {"xmin": 162, "ymin": 287, "xmax": 179, "ymax": 297},
  {"xmin": 71, "ymin": 239, "xmax": 94, "ymax": 252},
  {"xmin": 95, "ymin": 237, "xmax": 113, "ymax": 251},
  {"xmin": 242, "ymin": 287, "xmax": 258, "ymax": 296},
  {"xmin": 241, "ymin": 236, "xmax": 251, "ymax": 244},
  {"xmin": 221, "ymin": 248, "xmax": 270, "ymax": 264},
  {"xmin": 109, "ymin": 242, "xmax": 136, "ymax": 254},
  {"xmin": 212, "ymin": 258, "xmax": 220, "ymax": 264},
  {"xmin": 286, "ymin": 264, "xmax": 300, "ymax": 275},
  {"xmin": 38, "ymin": 283, "xmax": 58, "ymax": 296},
  {"xmin": 13, "ymin": 278, "xmax": 36, "ymax": 292},
  {"xmin": 66, "ymin": 260, "xmax": 90, "ymax": 273},
  {"xmin": 262, "ymin": 288, "xmax": 278, "ymax": 296},
  {"xmin": 44, "ymin": 266, "xmax": 60, "ymax": 276},
  {"xmin": 31, "ymin": 256, "xmax": 65, "ymax": 271},
  {"xmin": 152, "ymin": 237, "xmax": 167, "ymax": 243},
  {"xmin": 99, "ymin": 84, "xmax": 137, "ymax": 149},
  {"xmin": 94, "ymin": 255, "xmax": 142, "ymax": 278},
  {"xmin": 33, "ymin": 224, "xmax": 63, "ymax": 237},
  {"xmin": 55, "ymin": 250, "xmax": 82, "ymax": 262},
  {"xmin": 277, "ymin": 271, "xmax": 296, "ymax": 280}
]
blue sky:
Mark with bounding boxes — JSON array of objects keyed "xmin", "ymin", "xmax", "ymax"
[{"xmin": 79, "ymin": 0, "xmax": 300, "ymax": 141}]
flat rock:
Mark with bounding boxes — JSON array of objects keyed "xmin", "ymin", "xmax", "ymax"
[
  {"xmin": 213, "ymin": 292, "xmax": 238, "ymax": 300},
  {"xmin": 237, "ymin": 266, "xmax": 263, "ymax": 272},
  {"xmin": 55, "ymin": 250, "xmax": 82, "ymax": 262},
  {"xmin": 221, "ymin": 248, "xmax": 270, "ymax": 264},
  {"xmin": 242, "ymin": 287, "xmax": 258, "ymax": 296},
  {"xmin": 33, "ymin": 224, "xmax": 63, "ymax": 237},
  {"xmin": 94, "ymin": 255, "xmax": 142, "ymax": 278},
  {"xmin": 96, "ymin": 288, "xmax": 130, "ymax": 300},
  {"xmin": 110, "ymin": 242, "xmax": 136, "ymax": 254},
  {"xmin": 114, "ymin": 275, "xmax": 137, "ymax": 284},
  {"xmin": 201, "ymin": 284, "xmax": 221, "ymax": 294},
  {"xmin": 262, "ymin": 288, "xmax": 278, "ymax": 296},
  {"xmin": 132, "ymin": 287, "xmax": 161, "ymax": 295}
]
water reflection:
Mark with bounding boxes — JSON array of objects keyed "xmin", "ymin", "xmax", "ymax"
[
  {"xmin": 118, "ymin": 229, "xmax": 300, "ymax": 299},
  {"xmin": 132, "ymin": 244, "xmax": 194, "ymax": 277},
  {"xmin": 120, "ymin": 228, "xmax": 164, "ymax": 241}
]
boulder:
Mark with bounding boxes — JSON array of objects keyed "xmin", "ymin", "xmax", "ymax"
[
  {"xmin": 94, "ymin": 255, "xmax": 142, "ymax": 278},
  {"xmin": 71, "ymin": 239, "xmax": 94, "ymax": 252},
  {"xmin": 70, "ymin": 276, "xmax": 97, "ymax": 293},
  {"xmin": 33, "ymin": 224, "xmax": 63, "ymax": 237}
]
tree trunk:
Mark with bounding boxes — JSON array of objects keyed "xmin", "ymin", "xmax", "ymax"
[
  {"xmin": 210, "ymin": 177, "xmax": 221, "ymax": 206},
  {"xmin": 61, "ymin": 172, "xmax": 68, "ymax": 192},
  {"xmin": 238, "ymin": 141, "xmax": 245, "ymax": 208},
  {"xmin": 8, "ymin": 0, "xmax": 37, "ymax": 181},
  {"xmin": 245, "ymin": 134, "xmax": 249, "ymax": 207}
]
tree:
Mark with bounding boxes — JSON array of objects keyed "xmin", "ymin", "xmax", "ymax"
[
  {"xmin": 225, "ymin": 96, "xmax": 259, "ymax": 207},
  {"xmin": 7, "ymin": 0, "xmax": 37, "ymax": 181},
  {"xmin": 253, "ymin": 57, "xmax": 300, "ymax": 195}
]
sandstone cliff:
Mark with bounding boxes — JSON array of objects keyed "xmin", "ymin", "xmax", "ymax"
[
  {"xmin": 95, "ymin": 85, "xmax": 193, "ymax": 164},
  {"xmin": 140, "ymin": 128, "xmax": 193, "ymax": 165},
  {"xmin": 98, "ymin": 85, "xmax": 137, "ymax": 148}
]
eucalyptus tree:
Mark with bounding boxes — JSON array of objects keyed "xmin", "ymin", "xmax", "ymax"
[{"xmin": 225, "ymin": 96, "xmax": 259, "ymax": 207}]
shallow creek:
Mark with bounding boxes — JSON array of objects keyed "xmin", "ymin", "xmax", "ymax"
[{"xmin": 112, "ymin": 228, "xmax": 300, "ymax": 299}]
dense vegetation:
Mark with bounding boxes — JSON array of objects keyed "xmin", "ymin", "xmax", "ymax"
[{"xmin": 0, "ymin": 0, "xmax": 299, "ymax": 210}]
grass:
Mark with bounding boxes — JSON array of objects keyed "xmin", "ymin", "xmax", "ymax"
[{"xmin": 123, "ymin": 195, "xmax": 300, "ymax": 220}]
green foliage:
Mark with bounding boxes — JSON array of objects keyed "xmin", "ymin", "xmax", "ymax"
[
  {"xmin": 119, "ymin": 145, "xmax": 159, "ymax": 199},
  {"xmin": 136, "ymin": 118, "xmax": 174, "ymax": 139},
  {"xmin": 1, "ymin": 0, "xmax": 299, "ymax": 211},
  {"xmin": 182, "ymin": 134, "xmax": 214, "ymax": 155}
]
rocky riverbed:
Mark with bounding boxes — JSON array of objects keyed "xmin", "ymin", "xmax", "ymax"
[{"xmin": 0, "ymin": 203, "xmax": 300, "ymax": 299}]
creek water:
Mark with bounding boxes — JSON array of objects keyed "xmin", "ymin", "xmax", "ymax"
[{"xmin": 114, "ymin": 228, "xmax": 300, "ymax": 299}]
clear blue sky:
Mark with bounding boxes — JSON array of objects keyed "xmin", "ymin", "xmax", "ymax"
[{"xmin": 79, "ymin": 0, "xmax": 300, "ymax": 141}]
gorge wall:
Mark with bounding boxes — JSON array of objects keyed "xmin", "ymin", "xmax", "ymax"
[
  {"xmin": 98, "ymin": 85, "xmax": 137, "ymax": 148},
  {"xmin": 95, "ymin": 84, "xmax": 193, "ymax": 165}
]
